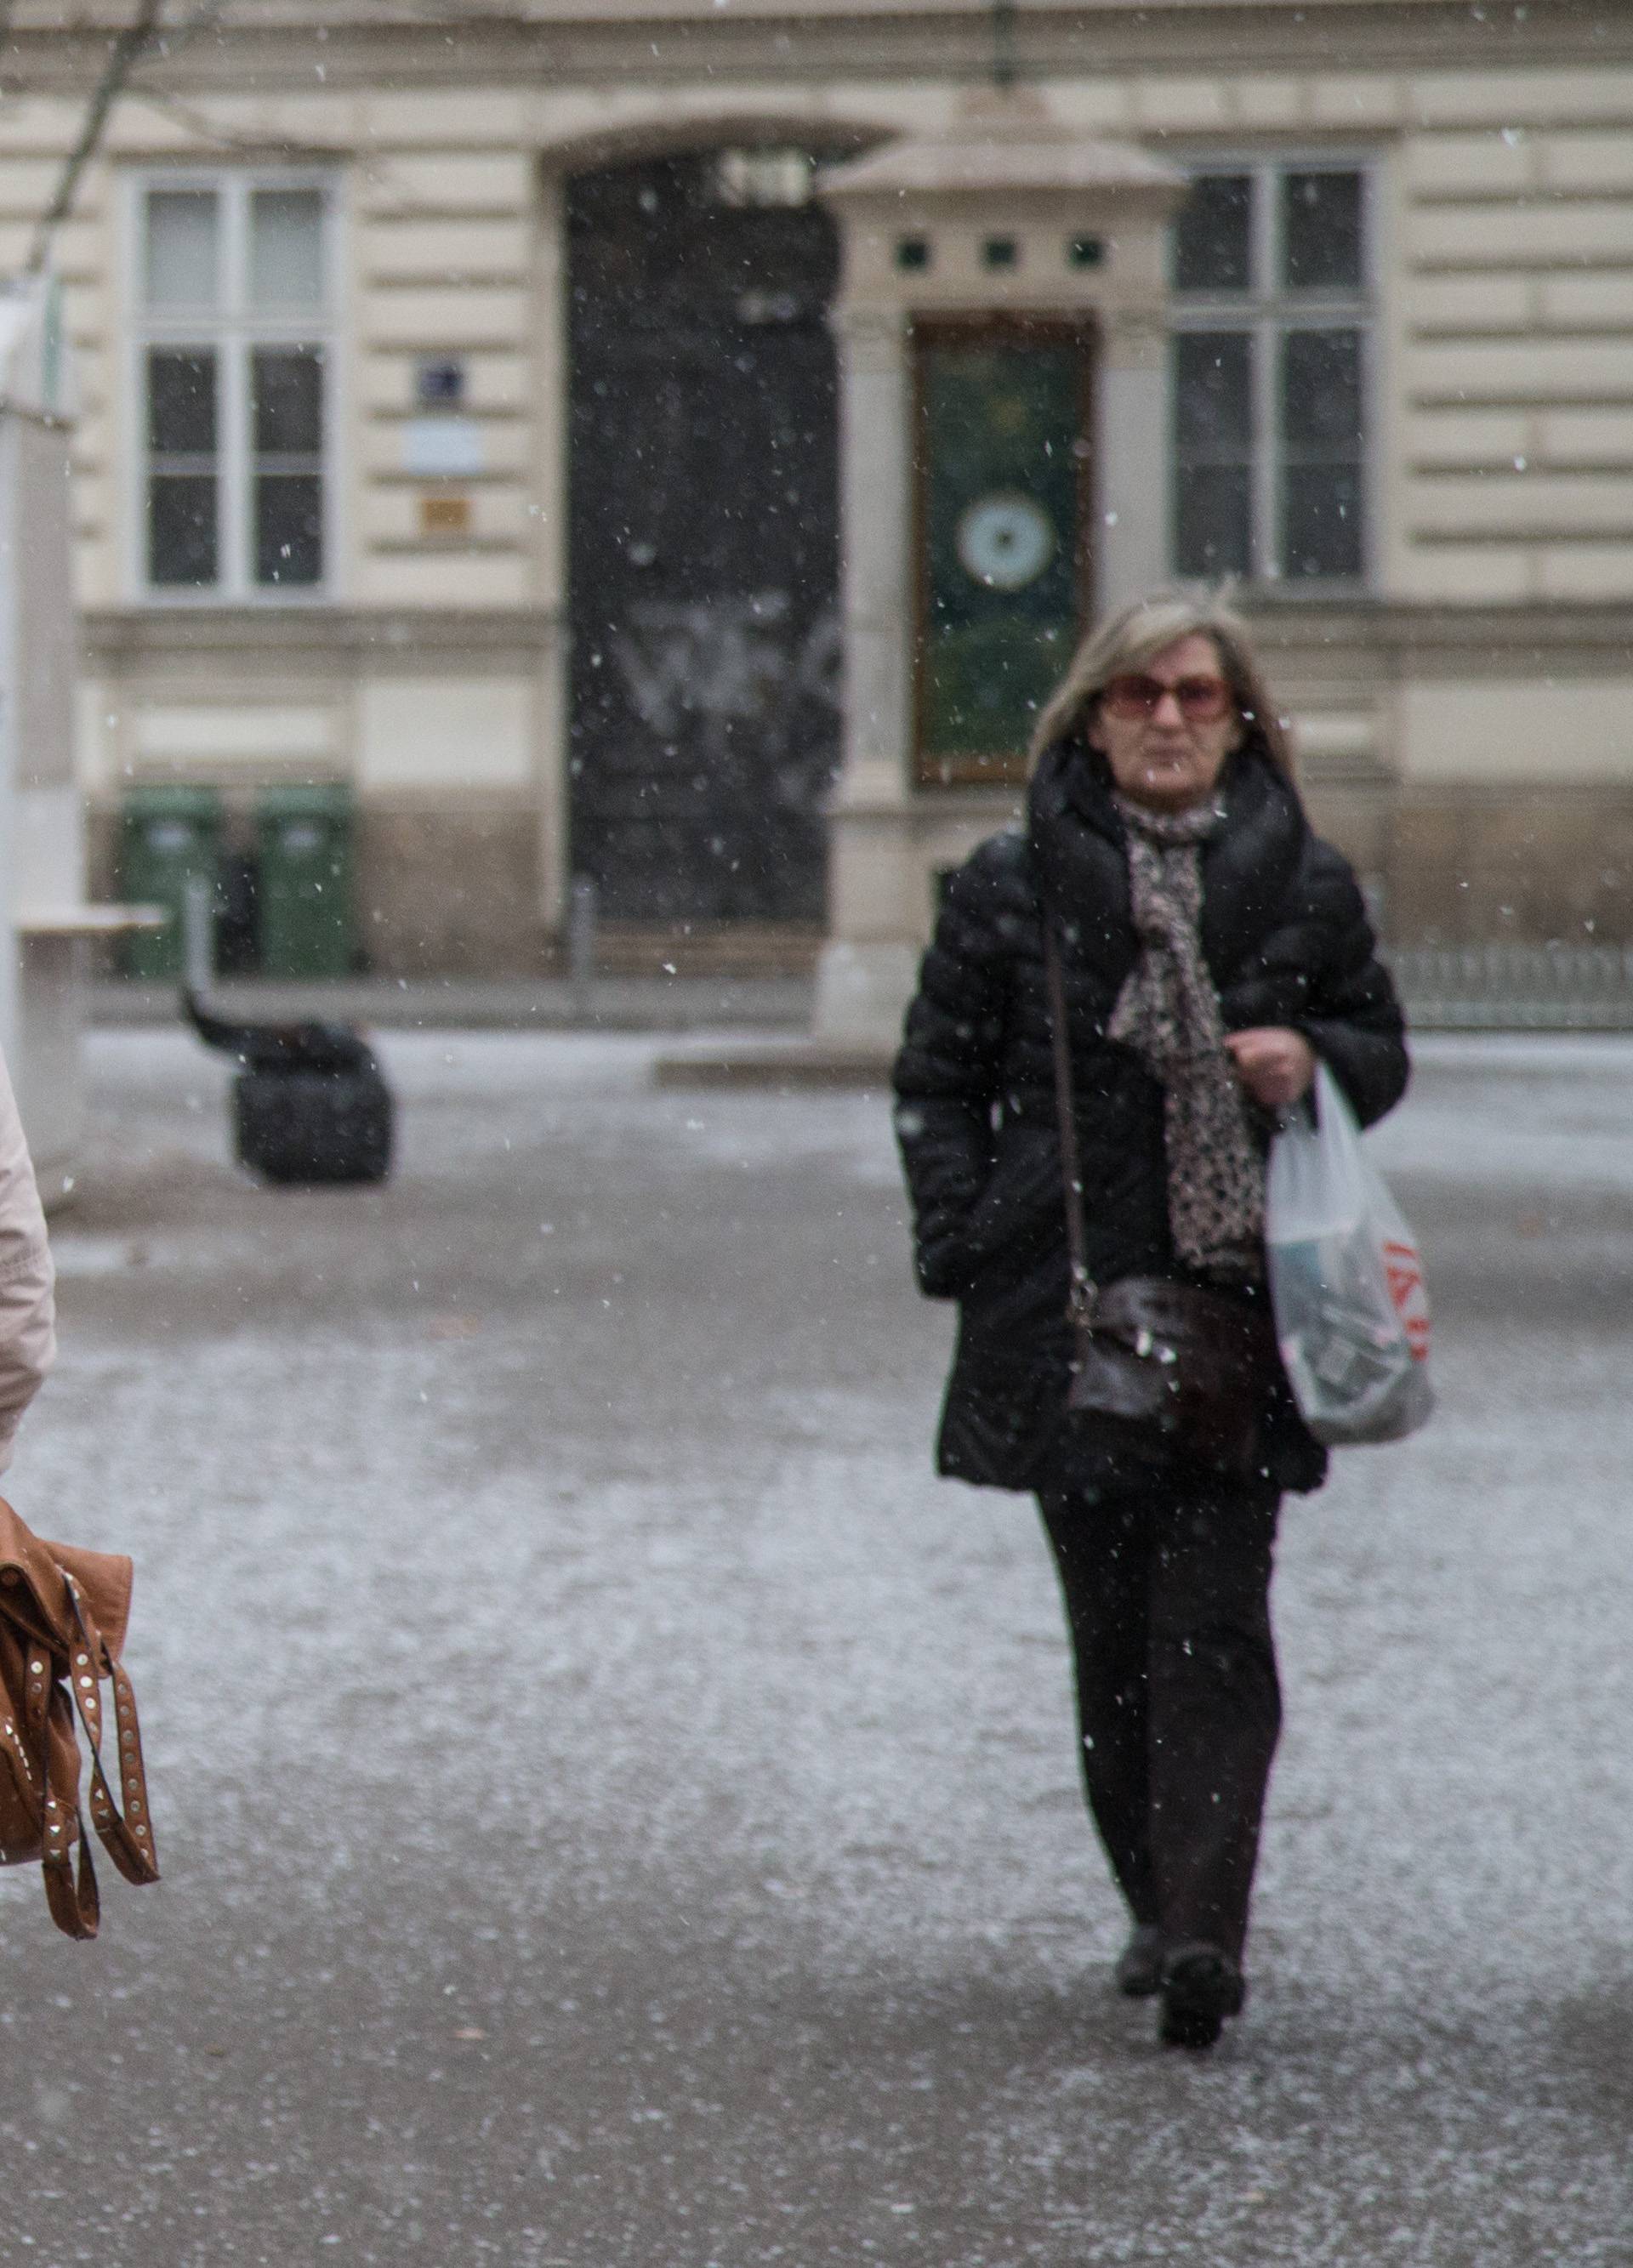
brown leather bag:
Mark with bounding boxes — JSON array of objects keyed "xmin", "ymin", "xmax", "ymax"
[
  {"xmin": 1044, "ymin": 923, "xmax": 1280, "ymax": 1480},
  {"xmin": 0, "ymin": 1497, "xmax": 159, "ymax": 1939}
]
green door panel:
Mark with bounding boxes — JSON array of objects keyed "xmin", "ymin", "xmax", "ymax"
[{"xmin": 916, "ymin": 330, "xmax": 1090, "ymax": 784}]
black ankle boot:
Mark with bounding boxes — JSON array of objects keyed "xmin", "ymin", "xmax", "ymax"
[
  {"xmin": 1113, "ymin": 1924, "xmax": 1165, "ymax": 1998},
  {"xmin": 1158, "ymin": 1943, "xmax": 1245, "ymax": 2050}
]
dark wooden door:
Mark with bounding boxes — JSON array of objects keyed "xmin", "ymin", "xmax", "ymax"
[{"xmin": 566, "ymin": 153, "xmax": 842, "ymax": 924}]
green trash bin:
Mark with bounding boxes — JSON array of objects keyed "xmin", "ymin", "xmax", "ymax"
[
  {"xmin": 256, "ymin": 784, "xmax": 355, "ymax": 980},
  {"xmin": 118, "ymin": 786, "xmax": 224, "ymax": 981}
]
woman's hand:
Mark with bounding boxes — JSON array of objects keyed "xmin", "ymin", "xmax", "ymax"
[{"xmin": 1224, "ymin": 1026, "xmax": 1317, "ymax": 1113}]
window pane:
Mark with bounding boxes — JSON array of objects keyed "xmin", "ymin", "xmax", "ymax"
[
  {"xmin": 255, "ymin": 475, "xmax": 323, "ymax": 586},
  {"xmin": 1282, "ymin": 328, "xmax": 1363, "ymax": 448},
  {"xmin": 145, "ymin": 190, "xmax": 219, "ymax": 309},
  {"xmin": 252, "ymin": 346, "xmax": 323, "ymax": 453},
  {"xmin": 1173, "ymin": 174, "xmax": 1253, "ymax": 293},
  {"xmin": 1173, "ymin": 335, "xmax": 1254, "ymax": 577},
  {"xmin": 1175, "ymin": 332, "xmax": 1253, "ymax": 452},
  {"xmin": 1175, "ymin": 467, "xmax": 1252, "ymax": 579},
  {"xmin": 250, "ymin": 189, "xmax": 325, "ymax": 306},
  {"xmin": 1283, "ymin": 464, "xmax": 1363, "ymax": 579},
  {"xmin": 149, "ymin": 475, "xmax": 218, "ymax": 586},
  {"xmin": 1280, "ymin": 331, "xmax": 1363, "ymax": 576},
  {"xmin": 1283, "ymin": 171, "xmax": 1363, "ymax": 292},
  {"xmin": 147, "ymin": 349, "xmax": 216, "ymax": 455}
]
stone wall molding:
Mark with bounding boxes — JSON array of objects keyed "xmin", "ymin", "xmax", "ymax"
[
  {"xmin": 85, "ymin": 605, "xmax": 560, "ymax": 670},
  {"xmin": 7, "ymin": 6, "xmax": 1632, "ymax": 93}
]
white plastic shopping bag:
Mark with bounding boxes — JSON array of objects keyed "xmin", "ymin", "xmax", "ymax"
[{"xmin": 1266, "ymin": 1062, "xmax": 1432, "ymax": 1447}]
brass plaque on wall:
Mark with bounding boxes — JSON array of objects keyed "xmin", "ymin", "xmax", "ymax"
[{"xmin": 913, "ymin": 321, "xmax": 1093, "ymax": 787}]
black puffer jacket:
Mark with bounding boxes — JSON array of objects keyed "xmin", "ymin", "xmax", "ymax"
[{"xmin": 892, "ymin": 736, "xmax": 1409, "ymax": 1498}]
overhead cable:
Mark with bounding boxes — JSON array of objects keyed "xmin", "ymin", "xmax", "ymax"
[{"xmin": 26, "ymin": 0, "xmax": 169, "ymax": 273}]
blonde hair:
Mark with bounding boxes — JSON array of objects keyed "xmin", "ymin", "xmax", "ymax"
[{"xmin": 1028, "ymin": 587, "xmax": 1294, "ymax": 780}]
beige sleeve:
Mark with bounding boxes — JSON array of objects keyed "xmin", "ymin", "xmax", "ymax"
[{"xmin": 0, "ymin": 1044, "xmax": 55, "ymax": 1474}]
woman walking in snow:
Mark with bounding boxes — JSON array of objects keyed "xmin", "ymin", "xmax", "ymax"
[{"xmin": 892, "ymin": 589, "xmax": 1408, "ymax": 2049}]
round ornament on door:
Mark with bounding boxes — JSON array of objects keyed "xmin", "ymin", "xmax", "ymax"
[{"xmin": 955, "ymin": 492, "xmax": 1056, "ymax": 591}]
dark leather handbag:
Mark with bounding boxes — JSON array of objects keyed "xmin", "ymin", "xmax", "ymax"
[{"xmin": 1044, "ymin": 923, "xmax": 1279, "ymax": 1480}]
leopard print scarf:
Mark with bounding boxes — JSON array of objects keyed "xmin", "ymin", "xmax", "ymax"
[{"xmin": 1106, "ymin": 794, "xmax": 1266, "ymax": 1282}]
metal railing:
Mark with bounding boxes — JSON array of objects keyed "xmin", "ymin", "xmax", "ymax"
[{"xmin": 1389, "ymin": 943, "xmax": 1633, "ymax": 1032}]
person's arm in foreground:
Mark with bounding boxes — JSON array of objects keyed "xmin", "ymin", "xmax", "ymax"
[{"xmin": 0, "ymin": 1047, "xmax": 56, "ymax": 1474}]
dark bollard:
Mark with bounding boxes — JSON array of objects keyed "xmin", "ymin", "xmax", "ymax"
[{"xmin": 182, "ymin": 992, "xmax": 394, "ymax": 1185}]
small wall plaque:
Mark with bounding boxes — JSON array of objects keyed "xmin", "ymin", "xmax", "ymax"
[
  {"xmin": 401, "ymin": 418, "xmax": 485, "ymax": 478},
  {"xmin": 420, "ymin": 494, "xmax": 473, "ymax": 538},
  {"xmin": 416, "ymin": 357, "xmax": 466, "ymax": 407}
]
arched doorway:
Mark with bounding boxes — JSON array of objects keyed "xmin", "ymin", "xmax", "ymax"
[{"xmin": 566, "ymin": 146, "xmax": 843, "ymax": 936}]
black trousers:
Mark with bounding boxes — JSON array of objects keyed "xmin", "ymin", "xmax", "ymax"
[{"xmin": 1038, "ymin": 1469, "xmax": 1283, "ymax": 1965}]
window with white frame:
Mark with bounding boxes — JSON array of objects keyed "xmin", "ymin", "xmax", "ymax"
[
  {"xmin": 134, "ymin": 175, "xmax": 333, "ymax": 597},
  {"xmin": 1169, "ymin": 163, "xmax": 1370, "ymax": 585}
]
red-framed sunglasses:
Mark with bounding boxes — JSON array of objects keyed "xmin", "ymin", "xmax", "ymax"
[{"xmin": 1100, "ymin": 672, "xmax": 1234, "ymax": 724}]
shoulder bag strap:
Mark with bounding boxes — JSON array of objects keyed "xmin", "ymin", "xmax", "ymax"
[
  {"xmin": 39, "ymin": 1684, "xmax": 100, "ymax": 1941},
  {"xmin": 1041, "ymin": 918, "xmax": 1097, "ymax": 1323},
  {"xmin": 63, "ymin": 1585, "xmax": 158, "ymax": 1889}
]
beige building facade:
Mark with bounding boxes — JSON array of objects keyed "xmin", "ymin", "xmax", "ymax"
[{"xmin": 2, "ymin": 0, "xmax": 1631, "ymax": 983}]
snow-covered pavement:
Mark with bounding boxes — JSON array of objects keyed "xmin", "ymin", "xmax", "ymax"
[{"xmin": 3, "ymin": 1028, "xmax": 1631, "ymax": 2265}]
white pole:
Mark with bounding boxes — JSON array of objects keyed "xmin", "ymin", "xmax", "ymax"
[{"xmin": 181, "ymin": 873, "xmax": 214, "ymax": 995}]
